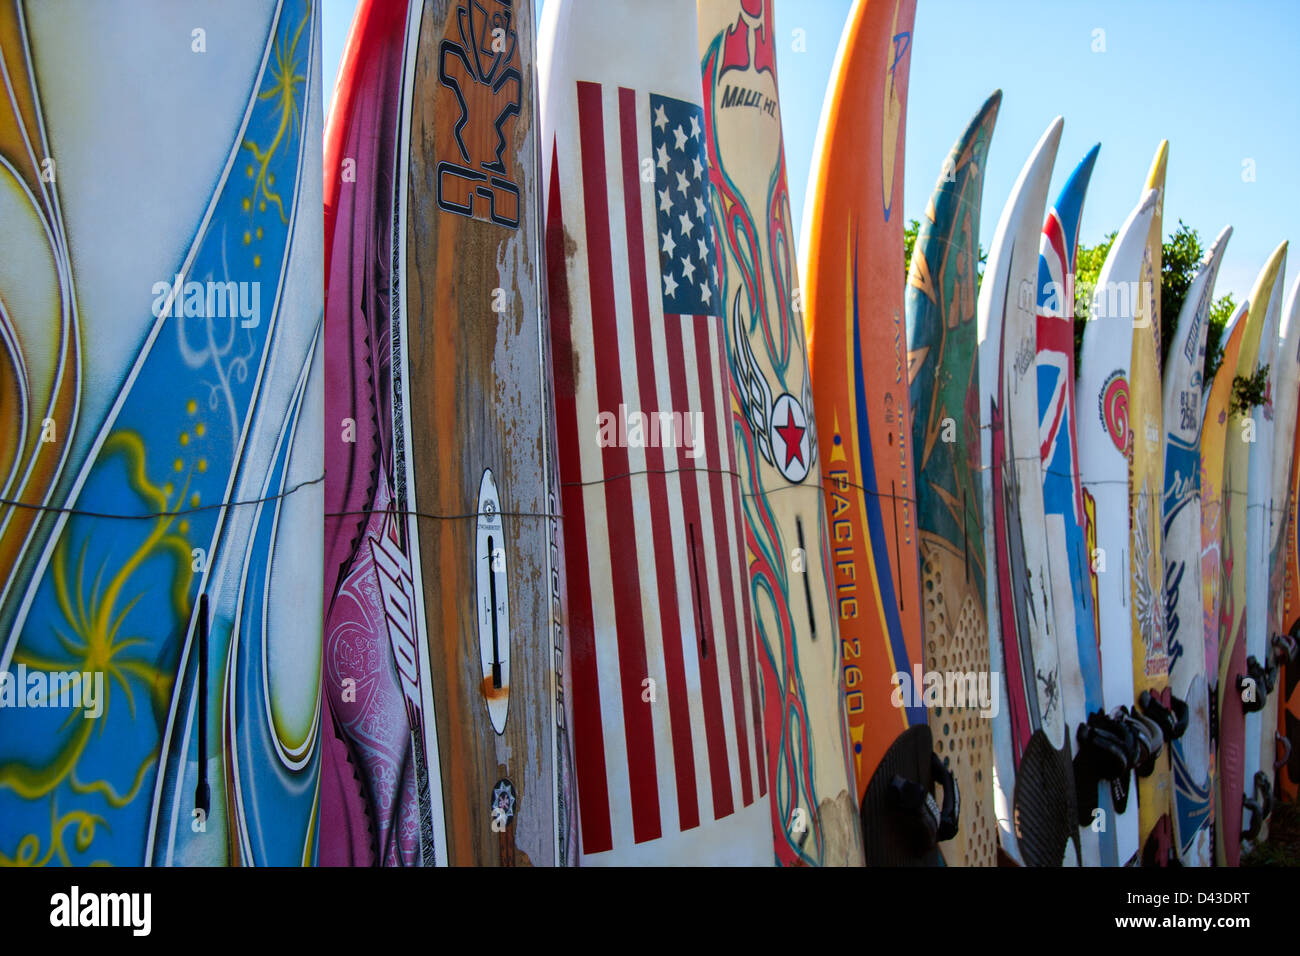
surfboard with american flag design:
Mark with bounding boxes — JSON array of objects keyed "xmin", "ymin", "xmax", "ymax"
[{"xmin": 539, "ymin": 0, "xmax": 772, "ymax": 865}]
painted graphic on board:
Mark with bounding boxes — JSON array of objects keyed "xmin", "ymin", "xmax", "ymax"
[
  {"xmin": 0, "ymin": 0, "xmax": 323, "ymax": 866},
  {"xmin": 435, "ymin": 0, "xmax": 522, "ymax": 227}
]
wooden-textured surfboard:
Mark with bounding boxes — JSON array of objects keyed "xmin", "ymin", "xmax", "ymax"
[
  {"xmin": 905, "ymin": 92, "xmax": 1001, "ymax": 867},
  {"xmin": 979, "ymin": 118, "xmax": 1070, "ymax": 866},
  {"xmin": 1276, "ymin": 278, "xmax": 1300, "ymax": 802},
  {"xmin": 322, "ymin": 0, "xmax": 572, "ymax": 867},
  {"xmin": 698, "ymin": 0, "xmax": 860, "ymax": 867},
  {"xmin": 1243, "ymin": 245, "xmax": 1287, "ymax": 846},
  {"xmin": 1200, "ymin": 302, "xmax": 1246, "ymax": 832},
  {"xmin": 1218, "ymin": 240, "xmax": 1288, "ymax": 866},
  {"xmin": 1036, "ymin": 146, "xmax": 1104, "ymax": 865},
  {"xmin": 802, "ymin": 0, "xmax": 936, "ymax": 866},
  {"xmin": 540, "ymin": 0, "xmax": 773, "ymax": 865},
  {"xmin": 1077, "ymin": 188, "xmax": 1159, "ymax": 866},
  {"xmin": 1161, "ymin": 226, "xmax": 1230, "ymax": 867},
  {"xmin": 0, "ymin": 0, "xmax": 323, "ymax": 865}
]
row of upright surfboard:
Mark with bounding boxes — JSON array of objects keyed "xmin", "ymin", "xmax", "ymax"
[
  {"xmin": 969, "ymin": 118, "xmax": 1300, "ymax": 867},
  {"xmin": 908, "ymin": 72, "xmax": 1300, "ymax": 869},
  {"xmin": 2, "ymin": 0, "xmax": 1295, "ymax": 867},
  {"xmin": 909, "ymin": 79, "xmax": 1300, "ymax": 869}
]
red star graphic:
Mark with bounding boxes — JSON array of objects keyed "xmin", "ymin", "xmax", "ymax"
[{"xmin": 774, "ymin": 407, "xmax": 806, "ymax": 468}]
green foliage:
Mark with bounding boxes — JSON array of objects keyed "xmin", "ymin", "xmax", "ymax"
[
  {"xmin": 1231, "ymin": 364, "xmax": 1270, "ymax": 415},
  {"xmin": 1203, "ymin": 292, "xmax": 1236, "ymax": 385},
  {"xmin": 904, "ymin": 218, "xmax": 919, "ymax": 280},
  {"xmin": 1072, "ymin": 222, "xmax": 1235, "ymax": 381},
  {"xmin": 1160, "ymin": 221, "xmax": 1204, "ymax": 368},
  {"xmin": 1072, "ymin": 231, "xmax": 1116, "ymax": 360},
  {"xmin": 910, "ymin": 215, "xmax": 1232, "ymax": 381}
]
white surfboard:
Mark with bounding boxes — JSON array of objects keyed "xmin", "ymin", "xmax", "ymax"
[
  {"xmin": 1265, "ymin": 276, "xmax": 1300, "ymax": 817},
  {"xmin": 1244, "ymin": 252, "xmax": 1289, "ymax": 846},
  {"xmin": 1076, "ymin": 188, "xmax": 1159, "ymax": 865},
  {"xmin": 1161, "ymin": 225, "xmax": 1230, "ymax": 866},
  {"xmin": 539, "ymin": 0, "xmax": 773, "ymax": 865},
  {"xmin": 1268, "ymin": 277, "xmax": 1300, "ymax": 579},
  {"xmin": 978, "ymin": 117, "xmax": 1069, "ymax": 866}
]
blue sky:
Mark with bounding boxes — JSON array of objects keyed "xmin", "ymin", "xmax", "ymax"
[{"xmin": 321, "ymin": 0, "xmax": 1299, "ymax": 304}]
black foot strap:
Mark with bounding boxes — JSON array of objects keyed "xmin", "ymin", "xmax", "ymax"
[
  {"xmin": 1127, "ymin": 710, "xmax": 1165, "ymax": 778},
  {"xmin": 1273, "ymin": 632, "xmax": 1298, "ymax": 667},
  {"xmin": 886, "ymin": 751, "xmax": 960, "ymax": 850},
  {"xmin": 1242, "ymin": 771, "xmax": 1273, "ymax": 842},
  {"xmin": 931, "ymin": 752, "xmax": 960, "ymax": 842},
  {"xmin": 1139, "ymin": 690, "xmax": 1189, "ymax": 744},
  {"xmin": 1074, "ymin": 708, "xmax": 1136, "ymax": 822},
  {"xmin": 1275, "ymin": 731, "xmax": 1293, "ymax": 771},
  {"xmin": 861, "ymin": 725, "xmax": 944, "ymax": 865}
]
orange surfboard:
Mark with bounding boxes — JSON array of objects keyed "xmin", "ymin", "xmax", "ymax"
[{"xmin": 802, "ymin": 0, "xmax": 945, "ymax": 865}]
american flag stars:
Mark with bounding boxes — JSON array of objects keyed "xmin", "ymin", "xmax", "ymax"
[{"xmin": 651, "ymin": 93, "xmax": 721, "ymax": 317}]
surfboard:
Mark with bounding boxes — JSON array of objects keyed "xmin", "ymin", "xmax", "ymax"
[
  {"xmin": 980, "ymin": 117, "xmax": 1072, "ymax": 867},
  {"xmin": 905, "ymin": 92, "xmax": 1002, "ymax": 867},
  {"xmin": 1077, "ymin": 188, "xmax": 1159, "ymax": 867},
  {"xmin": 1243, "ymin": 244, "xmax": 1287, "ymax": 847},
  {"xmin": 0, "ymin": 0, "xmax": 323, "ymax": 865},
  {"xmin": 1036, "ymin": 146, "xmax": 1104, "ymax": 865},
  {"xmin": 1161, "ymin": 226, "xmax": 1231, "ymax": 867},
  {"xmin": 1284, "ymin": 452, "xmax": 1300, "ymax": 801},
  {"xmin": 1200, "ymin": 302, "xmax": 1247, "ymax": 840},
  {"xmin": 803, "ymin": 0, "xmax": 939, "ymax": 866},
  {"xmin": 319, "ymin": 0, "xmax": 417, "ymax": 869},
  {"xmin": 1262, "ymin": 276, "xmax": 1300, "ymax": 816},
  {"xmin": 698, "ymin": 0, "xmax": 860, "ymax": 867},
  {"xmin": 321, "ymin": 0, "xmax": 573, "ymax": 867},
  {"xmin": 540, "ymin": 0, "xmax": 772, "ymax": 865},
  {"xmin": 1128, "ymin": 143, "xmax": 1175, "ymax": 866},
  {"xmin": 1277, "ymin": 278, "xmax": 1300, "ymax": 803},
  {"xmin": 1218, "ymin": 240, "xmax": 1288, "ymax": 866}
]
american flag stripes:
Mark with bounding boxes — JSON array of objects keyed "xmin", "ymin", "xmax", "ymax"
[{"xmin": 544, "ymin": 78, "xmax": 768, "ymax": 861}]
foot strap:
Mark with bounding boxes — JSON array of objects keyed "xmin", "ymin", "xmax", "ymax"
[
  {"xmin": 887, "ymin": 752, "xmax": 960, "ymax": 849},
  {"xmin": 1242, "ymin": 771, "xmax": 1273, "ymax": 842}
]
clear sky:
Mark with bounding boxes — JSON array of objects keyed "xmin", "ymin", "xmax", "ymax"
[{"xmin": 320, "ymin": 0, "xmax": 1300, "ymax": 305}]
